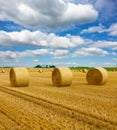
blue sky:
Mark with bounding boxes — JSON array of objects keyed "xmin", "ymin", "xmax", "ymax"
[{"xmin": 0, "ymin": 0, "xmax": 117, "ymax": 67}]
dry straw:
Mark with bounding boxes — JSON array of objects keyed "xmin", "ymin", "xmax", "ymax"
[
  {"xmin": 10, "ymin": 68, "xmax": 29, "ymax": 87},
  {"xmin": 79, "ymin": 69, "xmax": 82, "ymax": 72},
  {"xmin": 82, "ymin": 69, "xmax": 87, "ymax": 73},
  {"xmin": 52, "ymin": 68, "xmax": 73, "ymax": 87},
  {"xmin": 2, "ymin": 69, "xmax": 5, "ymax": 73},
  {"xmin": 38, "ymin": 69, "xmax": 43, "ymax": 73},
  {"xmin": 86, "ymin": 67, "xmax": 108, "ymax": 85}
]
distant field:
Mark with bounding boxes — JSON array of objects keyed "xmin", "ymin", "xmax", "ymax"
[
  {"xmin": 0, "ymin": 68, "xmax": 117, "ymax": 129},
  {"xmin": 70, "ymin": 66, "xmax": 117, "ymax": 71}
]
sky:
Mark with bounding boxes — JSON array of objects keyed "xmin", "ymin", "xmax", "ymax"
[{"xmin": 0, "ymin": 0, "xmax": 117, "ymax": 67}]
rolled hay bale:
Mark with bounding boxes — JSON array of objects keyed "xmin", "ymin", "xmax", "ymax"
[
  {"xmin": 82, "ymin": 69, "xmax": 87, "ymax": 73},
  {"xmin": 52, "ymin": 68, "xmax": 73, "ymax": 87},
  {"xmin": 38, "ymin": 69, "xmax": 43, "ymax": 73},
  {"xmin": 10, "ymin": 68, "xmax": 29, "ymax": 87},
  {"xmin": 2, "ymin": 69, "xmax": 5, "ymax": 73},
  {"xmin": 86, "ymin": 67, "xmax": 108, "ymax": 85}
]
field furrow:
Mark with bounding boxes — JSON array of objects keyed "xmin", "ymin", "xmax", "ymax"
[
  {"xmin": 0, "ymin": 85, "xmax": 116, "ymax": 129},
  {"xmin": 0, "ymin": 70, "xmax": 117, "ymax": 129},
  {"xmin": 0, "ymin": 88, "xmax": 102, "ymax": 130}
]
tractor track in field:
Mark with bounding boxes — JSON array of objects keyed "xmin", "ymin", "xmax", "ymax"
[{"xmin": 0, "ymin": 85, "xmax": 117, "ymax": 130}]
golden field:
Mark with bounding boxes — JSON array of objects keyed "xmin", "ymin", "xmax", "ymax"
[{"xmin": 0, "ymin": 68, "xmax": 117, "ymax": 130}]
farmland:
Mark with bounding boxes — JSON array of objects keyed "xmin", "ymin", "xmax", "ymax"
[{"xmin": 0, "ymin": 68, "xmax": 117, "ymax": 130}]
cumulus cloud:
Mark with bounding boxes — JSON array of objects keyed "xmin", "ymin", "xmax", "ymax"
[
  {"xmin": 91, "ymin": 41, "xmax": 117, "ymax": 50},
  {"xmin": 20, "ymin": 49, "xmax": 49, "ymax": 57},
  {"xmin": 0, "ymin": 48, "xmax": 70, "ymax": 63},
  {"xmin": 0, "ymin": 30, "xmax": 48, "ymax": 47},
  {"xmin": 81, "ymin": 22, "xmax": 117, "ymax": 36},
  {"xmin": 22, "ymin": 49, "xmax": 70, "ymax": 59},
  {"xmin": 81, "ymin": 24, "xmax": 105, "ymax": 34},
  {"xmin": 73, "ymin": 47, "xmax": 109, "ymax": 57},
  {"xmin": 0, "ymin": 29, "xmax": 116, "ymax": 61},
  {"xmin": 0, "ymin": 51, "xmax": 19, "ymax": 62},
  {"xmin": 51, "ymin": 49, "xmax": 69, "ymax": 59},
  {"xmin": 0, "ymin": 29, "xmax": 85, "ymax": 49},
  {"xmin": 0, "ymin": 0, "xmax": 98, "ymax": 29},
  {"xmin": 108, "ymin": 23, "xmax": 117, "ymax": 36},
  {"xmin": 0, "ymin": 49, "xmax": 50, "ymax": 62}
]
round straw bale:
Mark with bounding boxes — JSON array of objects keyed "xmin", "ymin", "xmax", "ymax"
[
  {"xmin": 38, "ymin": 69, "xmax": 43, "ymax": 73},
  {"xmin": 82, "ymin": 69, "xmax": 87, "ymax": 73},
  {"xmin": 52, "ymin": 68, "xmax": 73, "ymax": 87},
  {"xmin": 2, "ymin": 69, "xmax": 5, "ymax": 73},
  {"xmin": 86, "ymin": 67, "xmax": 108, "ymax": 85},
  {"xmin": 10, "ymin": 68, "xmax": 29, "ymax": 87}
]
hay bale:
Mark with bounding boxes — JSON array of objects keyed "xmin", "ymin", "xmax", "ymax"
[
  {"xmin": 82, "ymin": 69, "xmax": 87, "ymax": 73},
  {"xmin": 38, "ymin": 69, "xmax": 43, "ymax": 73},
  {"xmin": 52, "ymin": 68, "xmax": 73, "ymax": 87},
  {"xmin": 86, "ymin": 67, "xmax": 108, "ymax": 85},
  {"xmin": 2, "ymin": 69, "xmax": 5, "ymax": 73},
  {"xmin": 10, "ymin": 68, "xmax": 29, "ymax": 87}
]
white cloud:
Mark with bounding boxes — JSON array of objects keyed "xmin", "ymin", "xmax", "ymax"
[
  {"xmin": 112, "ymin": 52, "xmax": 117, "ymax": 56},
  {"xmin": 0, "ymin": 51, "xmax": 19, "ymax": 62},
  {"xmin": 108, "ymin": 23, "xmax": 117, "ymax": 36},
  {"xmin": 33, "ymin": 59, "xmax": 40, "ymax": 63},
  {"xmin": 81, "ymin": 23, "xmax": 117, "ymax": 36},
  {"xmin": 73, "ymin": 47, "xmax": 109, "ymax": 57},
  {"xmin": 62, "ymin": 3, "xmax": 98, "ymax": 25},
  {"xmin": 48, "ymin": 34, "xmax": 71, "ymax": 49},
  {"xmin": 81, "ymin": 24, "xmax": 105, "ymax": 34},
  {"xmin": 92, "ymin": 41, "xmax": 117, "ymax": 50},
  {"xmin": 20, "ymin": 49, "xmax": 49, "ymax": 57},
  {"xmin": 0, "ymin": 48, "xmax": 70, "ymax": 63},
  {"xmin": 0, "ymin": 30, "xmax": 48, "ymax": 47},
  {"xmin": 51, "ymin": 49, "xmax": 69, "ymax": 59},
  {"xmin": 67, "ymin": 34, "xmax": 85, "ymax": 47},
  {"xmin": 0, "ymin": 0, "xmax": 98, "ymax": 29},
  {"xmin": 0, "ymin": 49, "xmax": 50, "ymax": 63},
  {"xmin": 64, "ymin": 0, "xmax": 117, "ymax": 23},
  {"xmin": 52, "ymin": 62, "xmax": 78, "ymax": 67},
  {"xmin": 81, "ymin": 22, "xmax": 117, "ymax": 37},
  {"xmin": 0, "ymin": 29, "xmax": 85, "ymax": 49}
]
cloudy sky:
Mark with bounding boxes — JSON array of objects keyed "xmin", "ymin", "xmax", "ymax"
[{"xmin": 0, "ymin": 0, "xmax": 117, "ymax": 67}]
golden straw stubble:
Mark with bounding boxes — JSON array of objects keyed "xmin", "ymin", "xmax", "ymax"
[
  {"xmin": 86, "ymin": 67, "xmax": 108, "ymax": 85},
  {"xmin": 10, "ymin": 68, "xmax": 29, "ymax": 87},
  {"xmin": 52, "ymin": 68, "xmax": 73, "ymax": 87}
]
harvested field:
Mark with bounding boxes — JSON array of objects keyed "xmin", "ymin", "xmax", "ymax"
[{"xmin": 0, "ymin": 68, "xmax": 117, "ymax": 130}]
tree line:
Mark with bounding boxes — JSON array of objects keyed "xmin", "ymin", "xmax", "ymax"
[{"xmin": 34, "ymin": 64, "xmax": 56, "ymax": 68}]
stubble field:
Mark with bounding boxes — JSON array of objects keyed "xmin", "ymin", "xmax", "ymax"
[{"xmin": 0, "ymin": 68, "xmax": 117, "ymax": 130}]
